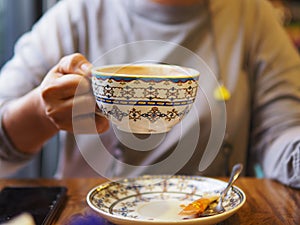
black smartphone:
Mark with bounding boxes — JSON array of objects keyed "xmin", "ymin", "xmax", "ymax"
[{"xmin": 0, "ymin": 186, "xmax": 67, "ymax": 225}]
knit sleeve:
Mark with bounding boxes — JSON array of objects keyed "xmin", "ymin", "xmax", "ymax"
[
  {"xmin": 0, "ymin": 105, "xmax": 36, "ymax": 177},
  {"xmin": 247, "ymin": 0, "xmax": 300, "ymax": 188},
  {"xmin": 0, "ymin": 0, "xmax": 85, "ymax": 176}
]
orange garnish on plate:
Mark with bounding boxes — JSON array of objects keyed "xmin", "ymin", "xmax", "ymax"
[{"xmin": 179, "ymin": 196, "xmax": 218, "ymax": 216}]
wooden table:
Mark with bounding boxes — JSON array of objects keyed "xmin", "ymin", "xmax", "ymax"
[{"xmin": 0, "ymin": 177, "xmax": 299, "ymax": 225}]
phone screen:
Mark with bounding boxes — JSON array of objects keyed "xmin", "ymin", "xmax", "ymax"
[{"xmin": 0, "ymin": 186, "xmax": 67, "ymax": 225}]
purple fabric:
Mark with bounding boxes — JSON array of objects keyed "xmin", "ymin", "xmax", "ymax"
[{"xmin": 65, "ymin": 212, "xmax": 114, "ymax": 225}]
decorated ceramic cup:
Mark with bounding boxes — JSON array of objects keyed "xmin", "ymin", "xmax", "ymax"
[{"xmin": 91, "ymin": 64, "xmax": 200, "ymax": 134}]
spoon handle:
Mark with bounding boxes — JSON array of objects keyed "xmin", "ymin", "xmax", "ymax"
[{"xmin": 221, "ymin": 163, "xmax": 243, "ymax": 198}]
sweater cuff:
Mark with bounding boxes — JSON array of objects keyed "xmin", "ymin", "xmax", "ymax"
[
  {"xmin": 263, "ymin": 127, "xmax": 300, "ymax": 188},
  {"xmin": 0, "ymin": 104, "xmax": 35, "ymax": 162}
]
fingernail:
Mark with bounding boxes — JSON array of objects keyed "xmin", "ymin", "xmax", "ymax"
[{"xmin": 81, "ymin": 63, "xmax": 92, "ymax": 73}]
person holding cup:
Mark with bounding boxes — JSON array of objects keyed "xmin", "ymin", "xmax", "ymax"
[{"xmin": 0, "ymin": 0, "xmax": 300, "ymax": 188}]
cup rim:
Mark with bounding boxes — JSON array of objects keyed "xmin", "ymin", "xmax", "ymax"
[{"xmin": 91, "ymin": 64, "xmax": 200, "ymax": 79}]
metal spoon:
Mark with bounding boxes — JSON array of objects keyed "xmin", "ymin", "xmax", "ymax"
[{"xmin": 200, "ymin": 163, "xmax": 243, "ymax": 217}]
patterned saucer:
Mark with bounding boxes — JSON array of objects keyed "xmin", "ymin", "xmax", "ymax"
[{"xmin": 86, "ymin": 175, "xmax": 246, "ymax": 225}]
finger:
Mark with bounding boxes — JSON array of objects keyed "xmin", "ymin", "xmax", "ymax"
[
  {"xmin": 42, "ymin": 73, "xmax": 91, "ymax": 100},
  {"xmin": 44, "ymin": 90, "xmax": 97, "ymax": 119},
  {"xmin": 72, "ymin": 94, "xmax": 98, "ymax": 117},
  {"xmin": 43, "ymin": 97, "xmax": 74, "ymax": 124},
  {"xmin": 72, "ymin": 113, "xmax": 110, "ymax": 134},
  {"xmin": 95, "ymin": 115, "xmax": 110, "ymax": 133},
  {"xmin": 56, "ymin": 73, "xmax": 91, "ymax": 98},
  {"xmin": 44, "ymin": 97, "xmax": 109, "ymax": 134},
  {"xmin": 72, "ymin": 95, "xmax": 110, "ymax": 133},
  {"xmin": 56, "ymin": 53, "xmax": 92, "ymax": 76}
]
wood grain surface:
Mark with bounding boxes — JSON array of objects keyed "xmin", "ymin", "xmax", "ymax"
[{"xmin": 0, "ymin": 177, "xmax": 299, "ymax": 225}]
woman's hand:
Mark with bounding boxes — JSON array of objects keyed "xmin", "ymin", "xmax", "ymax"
[
  {"xmin": 2, "ymin": 53, "xmax": 108, "ymax": 154},
  {"xmin": 40, "ymin": 53, "xmax": 109, "ymax": 134}
]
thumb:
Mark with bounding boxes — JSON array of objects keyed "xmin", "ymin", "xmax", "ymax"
[{"xmin": 56, "ymin": 53, "xmax": 92, "ymax": 76}]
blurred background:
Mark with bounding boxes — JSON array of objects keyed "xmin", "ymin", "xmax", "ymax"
[
  {"xmin": 0, "ymin": 0, "xmax": 299, "ymax": 178},
  {"xmin": 0, "ymin": 0, "xmax": 59, "ymax": 68},
  {"xmin": 0, "ymin": 0, "xmax": 60, "ymax": 178},
  {"xmin": 270, "ymin": 0, "xmax": 300, "ymax": 52}
]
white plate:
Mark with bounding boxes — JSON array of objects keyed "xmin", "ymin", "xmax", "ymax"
[{"xmin": 87, "ymin": 175, "xmax": 246, "ymax": 225}]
